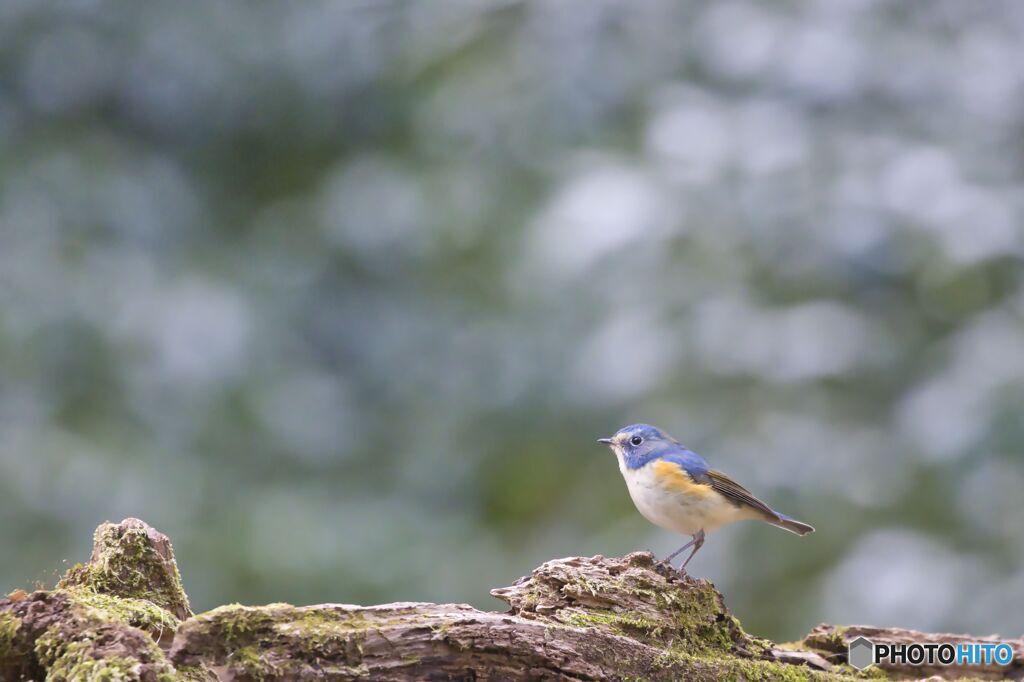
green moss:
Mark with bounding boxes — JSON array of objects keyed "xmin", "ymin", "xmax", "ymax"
[
  {"xmin": 559, "ymin": 578, "xmax": 755, "ymax": 658},
  {"xmin": 660, "ymin": 584, "xmax": 739, "ymax": 650},
  {"xmin": 0, "ymin": 611, "xmax": 20, "ymax": 651},
  {"xmin": 35, "ymin": 632, "xmax": 147, "ymax": 682},
  {"xmin": 807, "ymin": 626, "xmax": 849, "ymax": 653},
  {"xmin": 558, "ymin": 576, "xmax": 858, "ymax": 681},
  {"xmin": 42, "ymin": 640, "xmax": 141, "ymax": 682},
  {"xmin": 293, "ymin": 608, "xmax": 369, "ymax": 635},
  {"xmin": 653, "ymin": 648, "xmax": 855, "ymax": 682},
  {"xmin": 0, "ymin": 609, "xmax": 28, "ymax": 676},
  {"xmin": 720, "ymin": 658, "xmax": 818, "ymax": 681},
  {"xmin": 196, "ymin": 603, "xmax": 278, "ymax": 648},
  {"xmin": 182, "ymin": 605, "xmax": 383, "ymax": 678},
  {"xmin": 227, "ymin": 645, "xmax": 273, "ymax": 677},
  {"xmin": 563, "ymin": 610, "xmax": 667, "ymax": 638},
  {"xmin": 430, "ymin": 619, "xmax": 453, "ymax": 637},
  {"xmin": 25, "ymin": 594, "xmax": 192, "ymax": 682},
  {"xmin": 161, "ymin": 666, "xmax": 210, "ymax": 682},
  {"xmin": 59, "ymin": 587, "xmax": 179, "ymax": 639},
  {"xmin": 33, "ymin": 622, "xmax": 201, "ymax": 681},
  {"xmin": 58, "ymin": 522, "xmax": 191, "ymax": 620},
  {"xmin": 739, "ymin": 659, "xmax": 823, "ymax": 681},
  {"xmin": 197, "ymin": 604, "xmax": 377, "ymax": 646},
  {"xmin": 573, "ymin": 574, "xmax": 601, "ymax": 597},
  {"xmin": 293, "ymin": 610, "xmax": 368, "ymax": 659},
  {"xmin": 5, "ymin": 522, "xmax": 207, "ymax": 681},
  {"xmin": 188, "ymin": 605, "xmax": 317, "ymax": 675}
]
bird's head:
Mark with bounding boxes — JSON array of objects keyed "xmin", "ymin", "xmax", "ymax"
[{"xmin": 597, "ymin": 423, "xmax": 676, "ymax": 463}]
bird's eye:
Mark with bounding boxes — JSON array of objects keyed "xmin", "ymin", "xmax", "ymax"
[{"xmin": 630, "ymin": 436, "xmax": 643, "ymax": 446}]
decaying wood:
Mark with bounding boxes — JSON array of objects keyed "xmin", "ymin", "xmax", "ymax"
[{"xmin": 0, "ymin": 518, "xmax": 1021, "ymax": 680}]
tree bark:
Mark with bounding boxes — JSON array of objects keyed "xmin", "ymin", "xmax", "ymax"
[{"xmin": 0, "ymin": 518, "xmax": 1020, "ymax": 680}]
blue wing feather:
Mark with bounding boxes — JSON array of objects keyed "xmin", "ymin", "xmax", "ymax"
[{"xmin": 660, "ymin": 447, "xmax": 710, "ymax": 478}]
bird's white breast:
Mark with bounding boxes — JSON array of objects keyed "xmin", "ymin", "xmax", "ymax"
[{"xmin": 617, "ymin": 456, "xmax": 751, "ymax": 536}]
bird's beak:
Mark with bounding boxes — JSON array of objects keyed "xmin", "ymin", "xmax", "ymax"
[{"xmin": 597, "ymin": 437, "xmax": 614, "ymax": 445}]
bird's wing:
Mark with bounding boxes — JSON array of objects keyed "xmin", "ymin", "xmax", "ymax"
[
  {"xmin": 659, "ymin": 447, "xmax": 710, "ymax": 477},
  {"xmin": 703, "ymin": 470, "xmax": 778, "ymax": 520},
  {"xmin": 649, "ymin": 447, "xmax": 715, "ymax": 497}
]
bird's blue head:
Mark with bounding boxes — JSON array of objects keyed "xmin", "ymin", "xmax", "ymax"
[{"xmin": 598, "ymin": 423, "xmax": 679, "ymax": 468}]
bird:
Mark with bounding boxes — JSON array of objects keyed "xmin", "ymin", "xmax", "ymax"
[{"xmin": 597, "ymin": 423, "xmax": 813, "ymax": 573}]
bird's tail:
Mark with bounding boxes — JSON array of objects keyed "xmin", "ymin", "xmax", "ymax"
[{"xmin": 768, "ymin": 512, "xmax": 814, "ymax": 536}]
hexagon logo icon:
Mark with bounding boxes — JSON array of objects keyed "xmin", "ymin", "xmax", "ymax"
[{"xmin": 847, "ymin": 636, "xmax": 875, "ymax": 670}]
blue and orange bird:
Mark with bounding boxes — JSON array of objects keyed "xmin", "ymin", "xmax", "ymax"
[{"xmin": 598, "ymin": 424, "xmax": 813, "ymax": 573}]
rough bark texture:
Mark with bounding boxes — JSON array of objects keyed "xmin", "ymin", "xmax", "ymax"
[{"xmin": 0, "ymin": 518, "xmax": 1020, "ymax": 681}]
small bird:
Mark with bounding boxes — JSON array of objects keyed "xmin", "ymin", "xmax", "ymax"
[{"xmin": 598, "ymin": 423, "xmax": 813, "ymax": 573}]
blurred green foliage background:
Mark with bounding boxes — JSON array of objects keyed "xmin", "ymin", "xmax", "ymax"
[{"xmin": 2, "ymin": 1, "xmax": 1023, "ymax": 642}]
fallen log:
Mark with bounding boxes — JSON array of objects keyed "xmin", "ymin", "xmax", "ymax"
[{"xmin": 0, "ymin": 518, "xmax": 1020, "ymax": 680}]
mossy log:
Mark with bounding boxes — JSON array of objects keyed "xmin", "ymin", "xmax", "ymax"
[{"xmin": 0, "ymin": 518, "xmax": 1021, "ymax": 680}]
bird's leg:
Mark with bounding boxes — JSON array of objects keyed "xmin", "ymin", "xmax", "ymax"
[
  {"xmin": 678, "ymin": 529, "xmax": 705, "ymax": 573},
  {"xmin": 664, "ymin": 529, "xmax": 706, "ymax": 576},
  {"xmin": 665, "ymin": 537, "xmax": 697, "ymax": 563}
]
